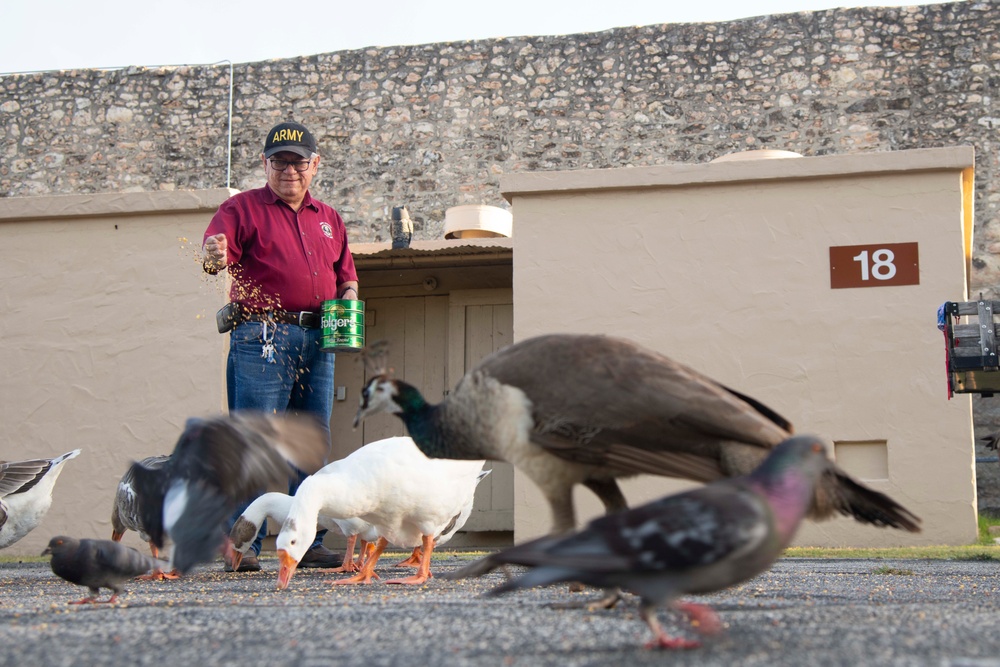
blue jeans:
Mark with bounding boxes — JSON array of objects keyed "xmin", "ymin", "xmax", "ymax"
[{"xmin": 226, "ymin": 321, "xmax": 335, "ymax": 555}]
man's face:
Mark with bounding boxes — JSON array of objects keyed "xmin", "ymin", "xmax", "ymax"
[{"xmin": 263, "ymin": 150, "xmax": 318, "ymax": 205}]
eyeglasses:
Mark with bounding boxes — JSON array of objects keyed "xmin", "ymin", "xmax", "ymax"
[{"xmin": 268, "ymin": 158, "xmax": 313, "ymax": 172}]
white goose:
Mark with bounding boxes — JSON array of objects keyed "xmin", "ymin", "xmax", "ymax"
[
  {"xmin": 275, "ymin": 436, "xmax": 487, "ymax": 589},
  {"xmin": 0, "ymin": 449, "xmax": 81, "ymax": 549},
  {"xmin": 228, "ymin": 492, "xmax": 378, "ymax": 574}
]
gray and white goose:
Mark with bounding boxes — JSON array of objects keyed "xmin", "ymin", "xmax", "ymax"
[
  {"xmin": 111, "ymin": 454, "xmax": 178, "ymax": 579},
  {"xmin": 354, "ymin": 333, "xmax": 921, "ymax": 537}
]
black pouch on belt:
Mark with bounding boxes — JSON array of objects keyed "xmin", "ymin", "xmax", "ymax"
[{"xmin": 216, "ymin": 302, "xmax": 238, "ymax": 333}]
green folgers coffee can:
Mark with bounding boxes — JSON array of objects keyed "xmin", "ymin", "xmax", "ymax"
[{"xmin": 321, "ymin": 299, "xmax": 365, "ymax": 352}]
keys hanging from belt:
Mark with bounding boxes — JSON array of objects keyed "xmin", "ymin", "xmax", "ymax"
[{"xmin": 261, "ymin": 320, "xmax": 276, "ymax": 364}]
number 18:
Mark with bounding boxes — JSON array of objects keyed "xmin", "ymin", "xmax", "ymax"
[{"xmin": 853, "ymin": 248, "xmax": 897, "ymax": 281}]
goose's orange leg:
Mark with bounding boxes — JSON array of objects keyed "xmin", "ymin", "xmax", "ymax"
[
  {"xmin": 327, "ymin": 537, "xmax": 386, "ymax": 585},
  {"xmin": 394, "ymin": 546, "xmax": 422, "ymax": 567},
  {"xmin": 386, "ymin": 535, "xmax": 434, "ymax": 585},
  {"xmin": 321, "ymin": 534, "xmax": 362, "ymax": 574}
]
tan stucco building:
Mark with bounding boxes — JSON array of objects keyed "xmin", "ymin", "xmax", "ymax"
[
  {"xmin": 0, "ymin": 146, "xmax": 979, "ymax": 556},
  {"xmin": 503, "ymin": 146, "xmax": 977, "ymax": 546}
]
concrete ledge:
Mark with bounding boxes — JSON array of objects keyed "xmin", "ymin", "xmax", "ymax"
[
  {"xmin": 0, "ymin": 188, "xmax": 238, "ymax": 222},
  {"xmin": 501, "ymin": 146, "xmax": 975, "ymax": 199}
]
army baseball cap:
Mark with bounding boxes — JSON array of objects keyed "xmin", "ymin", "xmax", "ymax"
[{"xmin": 263, "ymin": 121, "xmax": 318, "ymax": 159}]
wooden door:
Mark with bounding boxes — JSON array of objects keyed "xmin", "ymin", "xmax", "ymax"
[
  {"xmin": 446, "ymin": 289, "xmax": 514, "ymax": 533},
  {"xmin": 329, "ymin": 295, "xmax": 449, "ymax": 460},
  {"xmin": 328, "ymin": 288, "xmax": 514, "ymax": 540}
]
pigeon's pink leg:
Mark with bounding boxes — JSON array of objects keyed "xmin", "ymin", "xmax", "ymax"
[
  {"xmin": 69, "ymin": 594, "xmax": 119, "ymax": 605},
  {"xmin": 676, "ymin": 601, "xmax": 723, "ymax": 635},
  {"xmin": 640, "ymin": 605, "xmax": 701, "ymax": 650},
  {"xmin": 137, "ymin": 542, "xmax": 180, "ymax": 581}
]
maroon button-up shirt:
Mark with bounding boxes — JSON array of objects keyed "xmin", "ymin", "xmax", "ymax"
[{"xmin": 203, "ymin": 185, "xmax": 357, "ymax": 312}]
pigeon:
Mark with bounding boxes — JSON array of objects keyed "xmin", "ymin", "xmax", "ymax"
[
  {"xmin": 127, "ymin": 411, "xmax": 330, "ymax": 574},
  {"xmin": 355, "ymin": 334, "xmax": 922, "ymax": 536},
  {"xmin": 443, "ymin": 435, "xmax": 885, "ymax": 650},
  {"xmin": 111, "ymin": 454, "xmax": 179, "ymax": 579},
  {"xmin": 42, "ymin": 535, "xmax": 160, "ymax": 604},
  {"xmin": 0, "ymin": 449, "xmax": 81, "ymax": 549}
]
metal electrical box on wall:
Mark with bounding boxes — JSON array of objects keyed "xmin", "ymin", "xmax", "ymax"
[{"xmin": 503, "ymin": 146, "xmax": 976, "ymax": 547}]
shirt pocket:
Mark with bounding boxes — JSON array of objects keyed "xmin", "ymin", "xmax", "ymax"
[{"xmin": 315, "ymin": 232, "xmax": 345, "ymax": 269}]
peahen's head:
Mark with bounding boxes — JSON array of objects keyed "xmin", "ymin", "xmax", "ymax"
[{"xmin": 354, "ymin": 375, "xmax": 424, "ymax": 427}]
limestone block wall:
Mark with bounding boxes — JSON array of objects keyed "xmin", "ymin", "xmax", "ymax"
[{"xmin": 3, "ymin": 0, "xmax": 1000, "ymax": 509}]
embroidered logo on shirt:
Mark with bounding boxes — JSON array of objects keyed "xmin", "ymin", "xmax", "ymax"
[{"xmin": 320, "ymin": 222, "xmax": 334, "ymax": 239}]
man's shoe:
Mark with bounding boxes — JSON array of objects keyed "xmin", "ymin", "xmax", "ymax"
[
  {"xmin": 298, "ymin": 545, "xmax": 343, "ymax": 569},
  {"xmin": 224, "ymin": 554, "xmax": 261, "ymax": 573}
]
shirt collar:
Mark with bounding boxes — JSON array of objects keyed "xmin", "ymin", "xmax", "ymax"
[{"xmin": 262, "ymin": 183, "xmax": 319, "ymax": 211}]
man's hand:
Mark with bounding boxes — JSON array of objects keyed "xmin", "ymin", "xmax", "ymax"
[{"xmin": 203, "ymin": 233, "xmax": 228, "ymax": 273}]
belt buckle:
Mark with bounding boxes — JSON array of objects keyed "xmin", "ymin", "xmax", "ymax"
[{"xmin": 297, "ymin": 311, "xmax": 308, "ymax": 327}]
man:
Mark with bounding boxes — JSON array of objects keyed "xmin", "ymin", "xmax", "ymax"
[{"xmin": 202, "ymin": 120, "xmax": 358, "ymax": 572}]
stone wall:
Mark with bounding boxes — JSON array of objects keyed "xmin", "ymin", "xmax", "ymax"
[{"xmin": 2, "ymin": 0, "xmax": 999, "ymax": 512}]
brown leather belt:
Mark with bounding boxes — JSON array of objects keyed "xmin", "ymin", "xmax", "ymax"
[{"xmin": 236, "ymin": 306, "xmax": 321, "ymax": 329}]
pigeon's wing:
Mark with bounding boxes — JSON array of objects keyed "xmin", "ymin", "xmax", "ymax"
[
  {"xmin": 536, "ymin": 483, "xmax": 769, "ymax": 572},
  {"xmin": 171, "ymin": 413, "xmax": 329, "ymax": 503},
  {"xmin": 447, "ymin": 482, "xmax": 771, "ymax": 584},
  {"xmin": 127, "ymin": 461, "xmax": 172, "ymax": 548},
  {"xmin": 0, "ymin": 500, "xmax": 7, "ymax": 532},
  {"xmin": 233, "ymin": 412, "xmax": 330, "ymax": 475},
  {"xmin": 166, "ymin": 481, "xmax": 231, "ymax": 574},
  {"xmin": 90, "ymin": 539, "xmax": 157, "ymax": 580}
]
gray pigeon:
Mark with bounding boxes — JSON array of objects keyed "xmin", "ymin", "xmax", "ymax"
[
  {"xmin": 443, "ymin": 435, "xmax": 870, "ymax": 650},
  {"xmin": 42, "ymin": 535, "xmax": 160, "ymax": 604},
  {"xmin": 127, "ymin": 411, "xmax": 330, "ymax": 574},
  {"xmin": 0, "ymin": 449, "xmax": 81, "ymax": 549}
]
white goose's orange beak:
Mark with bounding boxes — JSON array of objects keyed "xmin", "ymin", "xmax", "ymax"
[
  {"xmin": 230, "ymin": 550, "xmax": 244, "ymax": 571},
  {"xmin": 276, "ymin": 549, "xmax": 299, "ymax": 591}
]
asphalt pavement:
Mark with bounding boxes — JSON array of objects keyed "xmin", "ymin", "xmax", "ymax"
[{"xmin": 1, "ymin": 552, "xmax": 999, "ymax": 667}]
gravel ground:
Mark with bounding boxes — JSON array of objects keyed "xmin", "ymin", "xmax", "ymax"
[{"xmin": 2, "ymin": 552, "xmax": 999, "ymax": 667}]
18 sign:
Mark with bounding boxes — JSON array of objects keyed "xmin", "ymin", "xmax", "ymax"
[{"xmin": 829, "ymin": 242, "xmax": 919, "ymax": 289}]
